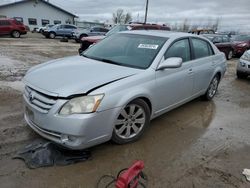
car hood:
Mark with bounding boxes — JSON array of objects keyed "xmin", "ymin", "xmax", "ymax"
[{"xmin": 23, "ymin": 56, "xmax": 141, "ymax": 97}]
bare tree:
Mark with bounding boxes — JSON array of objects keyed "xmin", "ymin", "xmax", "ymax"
[
  {"xmin": 112, "ymin": 9, "xmax": 132, "ymax": 24},
  {"xmin": 124, "ymin": 13, "xmax": 132, "ymax": 24}
]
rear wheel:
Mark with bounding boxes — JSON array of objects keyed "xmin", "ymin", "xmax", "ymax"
[
  {"xmin": 112, "ymin": 99, "xmax": 150, "ymax": 144},
  {"xmin": 202, "ymin": 75, "xmax": 220, "ymax": 101},
  {"xmin": 11, "ymin": 30, "xmax": 20, "ymax": 38}
]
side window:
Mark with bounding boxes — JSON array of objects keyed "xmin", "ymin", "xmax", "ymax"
[
  {"xmin": 164, "ymin": 39, "xmax": 191, "ymax": 62},
  {"xmin": 92, "ymin": 27, "xmax": 100, "ymax": 32},
  {"xmin": 213, "ymin": 36, "xmax": 222, "ymax": 43},
  {"xmin": 100, "ymin": 28, "xmax": 108, "ymax": 32},
  {"xmin": 0, "ymin": 20, "xmax": 11, "ymax": 26},
  {"xmin": 65, "ymin": 25, "xmax": 75, "ymax": 29},
  {"xmin": 14, "ymin": 17, "xmax": 23, "ymax": 23},
  {"xmin": 222, "ymin": 36, "xmax": 229, "ymax": 42},
  {"xmin": 192, "ymin": 38, "xmax": 211, "ymax": 59}
]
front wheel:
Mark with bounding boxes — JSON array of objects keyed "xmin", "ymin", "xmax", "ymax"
[
  {"xmin": 112, "ymin": 99, "xmax": 150, "ymax": 144},
  {"xmin": 202, "ymin": 75, "xmax": 220, "ymax": 101},
  {"xmin": 11, "ymin": 30, "xmax": 20, "ymax": 38},
  {"xmin": 49, "ymin": 32, "xmax": 56, "ymax": 39}
]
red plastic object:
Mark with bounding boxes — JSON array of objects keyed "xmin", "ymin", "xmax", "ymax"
[{"xmin": 115, "ymin": 161, "xmax": 144, "ymax": 188}]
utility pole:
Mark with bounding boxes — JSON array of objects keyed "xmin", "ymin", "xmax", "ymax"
[{"xmin": 144, "ymin": 0, "xmax": 149, "ymax": 24}]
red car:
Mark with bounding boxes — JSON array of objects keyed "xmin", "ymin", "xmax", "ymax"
[
  {"xmin": 231, "ymin": 35, "xmax": 250, "ymax": 57},
  {"xmin": 203, "ymin": 34, "xmax": 234, "ymax": 60},
  {"xmin": 78, "ymin": 24, "xmax": 171, "ymax": 54},
  {"xmin": 0, "ymin": 18, "xmax": 27, "ymax": 38}
]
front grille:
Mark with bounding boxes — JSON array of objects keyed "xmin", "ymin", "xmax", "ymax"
[{"xmin": 24, "ymin": 86, "xmax": 57, "ymax": 113}]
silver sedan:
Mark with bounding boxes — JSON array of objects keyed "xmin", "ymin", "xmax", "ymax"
[{"xmin": 23, "ymin": 31, "xmax": 226, "ymax": 150}]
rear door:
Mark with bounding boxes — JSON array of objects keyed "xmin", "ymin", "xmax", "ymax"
[
  {"xmin": 155, "ymin": 38, "xmax": 194, "ymax": 112},
  {"xmin": 190, "ymin": 38, "xmax": 215, "ymax": 94},
  {"xmin": 0, "ymin": 20, "xmax": 12, "ymax": 35},
  {"xmin": 64, "ymin": 25, "xmax": 76, "ymax": 36}
]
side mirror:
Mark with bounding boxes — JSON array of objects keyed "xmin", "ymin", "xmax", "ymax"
[{"xmin": 157, "ymin": 57, "xmax": 183, "ymax": 70}]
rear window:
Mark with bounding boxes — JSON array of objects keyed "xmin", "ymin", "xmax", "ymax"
[{"xmin": 192, "ymin": 38, "xmax": 214, "ymax": 59}]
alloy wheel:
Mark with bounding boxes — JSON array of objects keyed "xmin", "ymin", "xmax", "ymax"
[
  {"xmin": 208, "ymin": 76, "xmax": 219, "ymax": 98},
  {"xmin": 114, "ymin": 104, "xmax": 146, "ymax": 139}
]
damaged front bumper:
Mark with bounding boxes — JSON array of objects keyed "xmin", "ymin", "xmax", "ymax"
[{"xmin": 23, "ymin": 93, "xmax": 121, "ymax": 150}]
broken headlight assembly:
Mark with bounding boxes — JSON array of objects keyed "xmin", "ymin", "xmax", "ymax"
[{"xmin": 59, "ymin": 94, "xmax": 104, "ymax": 115}]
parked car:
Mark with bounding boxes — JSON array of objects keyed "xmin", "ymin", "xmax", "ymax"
[
  {"xmin": 0, "ymin": 18, "xmax": 27, "ymax": 38},
  {"xmin": 231, "ymin": 35, "xmax": 250, "ymax": 57},
  {"xmin": 37, "ymin": 24, "xmax": 54, "ymax": 33},
  {"xmin": 189, "ymin": 29, "xmax": 215, "ymax": 35},
  {"xmin": 203, "ymin": 34, "xmax": 233, "ymax": 60},
  {"xmin": 23, "ymin": 31, "xmax": 226, "ymax": 150},
  {"xmin": 42, "ymin": 24, "xmax": 77, "ymax": 39},
  {"xmin": 236, "ymin": 50, "xmax": 250, "ymax": 79},
  {"xmin": 72, "ymin": 26, "xmax": 109, "ymax": 42},
  {"xmin": 78, "ymin": 24, "xmax": 171, "ymax": 53}
]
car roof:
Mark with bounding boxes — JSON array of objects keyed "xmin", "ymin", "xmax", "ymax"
[
  {"xmin": 120, "ymin": 30, "xmax": 197, "ymax": 39},
  {"xmin": 203, "ymin": 34, "xmax": 228, "ymax": 37}
]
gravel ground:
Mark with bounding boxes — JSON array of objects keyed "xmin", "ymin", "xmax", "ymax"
[{"xmin": 0, "ymin": 33, "xmax": 250, "ymax": 188}]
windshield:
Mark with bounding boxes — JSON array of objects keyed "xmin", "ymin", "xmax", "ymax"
[
  {"xmin": 105, "ymin": 25, "xmax": 129, "ymax": 36},
  {"xmin": 233, "ymin": 35, "xmax": 250, "ymax": 41},
  {"xmin": 82, "ymin": 33, "xmax": 167, "ymax": 69}
]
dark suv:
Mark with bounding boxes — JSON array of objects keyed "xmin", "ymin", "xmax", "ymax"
[
  {"xmin": 0, "ymin": 18, "xmax": 27, "ymax": 38},
  {"xmin": 78, "ymin": 24, "xmax": 171, "ymax": 53}
]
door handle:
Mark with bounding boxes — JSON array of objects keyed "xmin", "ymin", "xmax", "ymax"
[{"xmin": 188, "ymin": 68, "xmax": 193, "ymax": 74}]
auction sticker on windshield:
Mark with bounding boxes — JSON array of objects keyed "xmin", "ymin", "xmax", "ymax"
[{"xmin": 138, "ymin": 44, "xmax": 159, "ymax": 49}]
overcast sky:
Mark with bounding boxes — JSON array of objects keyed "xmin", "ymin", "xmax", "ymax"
[{"xmin": 2, "ymin": 0, "xmax": 250, "ymax": 31}]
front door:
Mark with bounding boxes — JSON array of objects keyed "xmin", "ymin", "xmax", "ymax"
[{"xmin": 155, "ymin": 38, "xmax": 194, "ymax": 113}]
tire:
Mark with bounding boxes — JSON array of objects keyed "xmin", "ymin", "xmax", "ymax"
[
  {"xmin": 202, "ymin": 75, "xmax": 220, "ymax": 101},
  {"xmin": 49, "ymin": 32, "xmax": 56, "ymax": 39},
  {"xmin": 11, "ymin": 30, "xmax": 20, "ymax": 38},
  {"xmin": 112, "ymin": 99, "xmax": 150, "ymax": 144},
  {"xmin": 236, "ymin": 71, "xmax": 247, "ymax": 79},
  {"xmin": 226, "ymin": 50, "xmax": 233, "ymax": 60}
]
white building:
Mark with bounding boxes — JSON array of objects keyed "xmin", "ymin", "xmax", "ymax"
[{"xmin": 0, "ymin": 0, "xmax": 77, "ymax": 30}]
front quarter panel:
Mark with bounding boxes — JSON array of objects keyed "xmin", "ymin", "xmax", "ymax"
[{"xmin": 89, "ymin": 68, "xmax": 157, "ymax": 118}]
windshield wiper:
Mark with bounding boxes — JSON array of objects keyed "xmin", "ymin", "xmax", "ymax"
[
  {"xmin": 99, "ymin": 58, "xmax": 124, "ymax": 66},
  {"xmin": 82, "ymin": 54, "xmax": 123, "ymax": 66}
]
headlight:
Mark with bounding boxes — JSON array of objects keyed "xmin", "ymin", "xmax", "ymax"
[
  {"xmin": 59, "ymin": 94, "xmax": 104, "ymax": 115},
  {"xmin": 240, "ymin": 62, "xmax": 246, "ymax": 67}
]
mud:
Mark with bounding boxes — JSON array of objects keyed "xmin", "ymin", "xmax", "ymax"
[{"xmin": 0, "ymin": 33, "xmax": 250, "ymax": 188}]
